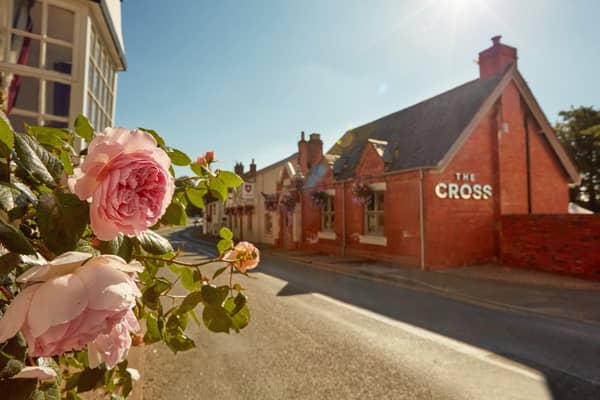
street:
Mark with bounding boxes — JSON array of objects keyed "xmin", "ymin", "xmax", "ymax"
[{"xmin": 143, "ymin": 227, "xmax": 600, "ymax": 399}]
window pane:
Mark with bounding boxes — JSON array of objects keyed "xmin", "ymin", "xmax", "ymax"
[
  {"xmin": 376, "ymin": 192, "xmax": 384, "ymax": 210},
  {"xmin": 377, "ymin": 214, "xmax": 384, "ymax": 231},
  {"xmin": 47, "ymin": 5, "xmax": 74, "ymax": 42},
  {"xmin": 12, "ymin": 0, "xmax": 42, "ymax": 35},
  {"xmin": 8, "ymin": 114, "xmax": 37, "ymax": 133},
  {"xmin": 87, "ymin": 62, "xmax": 94, "ymax": 91},
  {"xmin": 12, "ymin": 75, "xmax": 39, "ymax": 112},
  {"xmin": 46, "ymin": 81, "xmax": 71, "ymax": 117},
  {"xmin": 45, "ymin": 43, "xmax": 72, "ymax": 74},
  {"xmin": 367, "ymin": 214, "xmax": 377, "ymax": 233},
  {"xmin": 10, "ymin": 35, "xmax": 40, "ymax": 68}
]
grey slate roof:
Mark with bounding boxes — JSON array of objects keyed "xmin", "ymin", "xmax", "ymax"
[{"xmin": 329, "ymin": 72, "xmax": 505, "ymax": 179}]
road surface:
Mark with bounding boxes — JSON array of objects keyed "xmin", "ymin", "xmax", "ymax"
[{"xmin": 142, "ymin": 227, "xmax": 600, "ymax": 399}]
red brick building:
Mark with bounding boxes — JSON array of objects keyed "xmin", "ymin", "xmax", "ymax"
[{"xmin": 297, "ymin": 36, "xmax": 580, "ymax": 269}]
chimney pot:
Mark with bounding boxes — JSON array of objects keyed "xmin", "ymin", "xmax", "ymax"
[
  {"xmin": 300, "ymin": 131, "xmax": 306, "ymax": 141},
  {"xmin": 309, "ymin": 133, "xmax": 321, "ymax": 141},
  {"xmin": 491, "ymin": 35, "xmax": 502, "ymax": 46}
]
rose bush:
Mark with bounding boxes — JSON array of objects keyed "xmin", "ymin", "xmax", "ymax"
[{"xmin": 0, "ymin": 112, "xmax": 256, "ymax": 399}]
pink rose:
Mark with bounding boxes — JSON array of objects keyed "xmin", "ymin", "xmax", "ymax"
[
  {"xmin": 88, "ymin": 309, "xmax": 140, "ymax": 369},
  {"xmin": 0, "ymin": 252, "xmax": 141, "ymax": 359},
  {"xmin": 222, "ymin": 241, "xmax": 260, "ymax": 273},
  {"xmin": 70, "ymin": 128, "xmax": 175, "ymax": 241}
]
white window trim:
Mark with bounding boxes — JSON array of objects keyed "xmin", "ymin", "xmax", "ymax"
[
  {"xmin": 317, "ymin": 231, "xmax": 336, "ymax": 240},
  {"xmin": 325, "ymin": 188, "xmax": 335, "ymax": 196},
  {"xmin": 368, "ymin": 182, "xmax": 386, "ymax": 191},
  {"xmin": 2, "ymin": 0, "xmax": 87, "ymax": 128},
  {"xmin": 358, "ymin": 234, "xmax": 387, "ymax": 246}
]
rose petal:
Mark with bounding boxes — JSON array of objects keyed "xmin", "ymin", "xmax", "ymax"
[
  {"xmin": 0, "ymin": 284, "xmax": 39, "ymax": 343},
  {"xmin": 75, "ymin": 264, "xmax": 138, "ymax": 311},
  {"xmin": 27, "ymin": 274, "xmax": 88, "ymax": 337},
  {"xmin": 17, "ymin": 252, "xmax": 91, "ymax": 283},
  {"xmin": 11, "ymin": 366, "xmax": 56, "ymax": 381}
]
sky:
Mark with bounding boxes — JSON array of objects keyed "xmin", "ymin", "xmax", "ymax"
[{"xmin": 116, "ymin": 0, "xmax": 600, "ymax": 176}]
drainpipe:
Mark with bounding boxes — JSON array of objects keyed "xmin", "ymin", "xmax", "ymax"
[
  {"xmin": 419, "ymin": 168, "xmax": 426, "ymax": 270},
  {"xmin": 341, "ymin": 181, "xmax": 346, "ymax": 257}
]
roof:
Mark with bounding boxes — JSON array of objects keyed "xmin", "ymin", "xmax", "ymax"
[
  {"xmin": 254, "ymin": 152, "xmax": 298, "ymax": 175},
  {"xmin": 330, "ymin": 72, "xmax": 505, "ymax": 179}
]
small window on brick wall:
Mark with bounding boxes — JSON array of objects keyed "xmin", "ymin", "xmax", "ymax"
[
  {"xmin": 321, "ymin": 195, "xmax": 334, "ymax": 231},
  {"xmin": 365, "ymin": 191, "xmax": 384, "ymax": 235}
]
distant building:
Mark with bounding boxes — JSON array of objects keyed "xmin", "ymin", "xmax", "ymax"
[
  {"xmin": 299, "ymin": 36, "xmax": 580, "ymax": 268},
  {"xmin": 0, "ymin": 0, "xmax": 126, "ymax": 132}
]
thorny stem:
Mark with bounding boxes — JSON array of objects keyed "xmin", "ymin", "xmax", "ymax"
[
  {"xmin": 0, "ymin": 286, "xmax": 12, "ymax": 300},
  {"xmin": 229, "ymin": 265, "xmax": 233, "ymax": 297}
]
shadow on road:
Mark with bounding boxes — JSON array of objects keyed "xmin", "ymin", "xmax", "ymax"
[{"xmin": 266, "ymin": 256, "xmax": 600, "ymax": 400}]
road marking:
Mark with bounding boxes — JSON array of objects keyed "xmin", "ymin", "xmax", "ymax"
[{"xmin": 311, "ymin": 292, "xmax": 546, "ymax": 382}]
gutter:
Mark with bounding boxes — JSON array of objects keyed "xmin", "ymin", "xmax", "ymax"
[{"xmin": 91, "ymin": 0, "xmax": 127, "ymax": 70}]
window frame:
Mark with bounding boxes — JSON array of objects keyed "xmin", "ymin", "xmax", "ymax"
[
  {"xmin": 320, "ymin": 195, "xmax": 335, "ymax": 232},
  {"xmin": 1, "ymin": 0, "xmax": 83, "ymax": 128},
  {"xmin": 364, "ymin": 190, "xmax": 385, "ymax": 236}
]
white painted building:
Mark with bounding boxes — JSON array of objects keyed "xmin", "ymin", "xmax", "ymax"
[{"xmin": 0, "ymin": 0, "xmax": 125, "ymax": 131}]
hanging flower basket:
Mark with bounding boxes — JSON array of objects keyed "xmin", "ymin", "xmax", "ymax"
[
  {"xmin": 311, "ymin": 190, "xmax": 328, "ymax": 208},
  {"xmin": 280, "ymin": 194, "xmax": 297, "ymax": 213},
  {"xmin": 262, "ymin": 192, "xmax": 279, "ymax": 212},
  {"xmin": 352, "ymin": 182, "xmax": 373, "ymax": 206},
  {"xmin": 293, "ymin": 175, "xmax": 305, "ymax": 192}
]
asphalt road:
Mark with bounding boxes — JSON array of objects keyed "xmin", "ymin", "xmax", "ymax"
[{"xmin": 142, "ymin": 227, "xmax": 600, "ymax": 400}]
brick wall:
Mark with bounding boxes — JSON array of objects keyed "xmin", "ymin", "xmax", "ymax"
[{"xmin": 501, "ymin": 215, "xmax": 600, "ymax": 280}]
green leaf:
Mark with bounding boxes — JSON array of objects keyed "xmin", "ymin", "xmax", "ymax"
[
  {"xmin": 212, "ymin": 265, "xmax": 228, "ymax": 280},
  {"xmin": 185, "ymin": 187, "xmax": 206, "ymax": 209},
  {"xmin": 74, "ymin": 114, "xmax": 94, "ymax": 142},
  {"xmin": 190, "ymin": 162, "xmax": 204, "ymax": 176},
  {"xmin": 200, "ymin": 284, "xmax": 229, "ymax": 306},
  {"xmin": 98, "ymin": 233, "xmax": 133, "ymax": 261},
  {"xmin": 138, "ymin": 128, "xmax": 165, "ymax": 147},
  {"xmin": 165, "ymin": 331, "xmax": 195, "ymax": 352},
  {"xmin": 217, "ymin": 239, "xmax": 233, "ymax": 255},
  {"xmin": 202, "ymin": 305, "xmax": 232, "ymax": 333},
  {"xmin": 180, "ymin": 267, "xmax": 201, "ymax": 291},
  {"xmin": 167, "ymin": 148, "xmax": 191, "ymax": 166},
  {"xmin": 219, "ymin": 226, "xmax": 233, "ymax": 240},
  {"xmin": 142, "ymin": 277, "xmax": 171, "ymax": 310},
  {"xmin": 0, "ymin": 358, "xmax": 23, "ymax": 378},
  {"xmin": 37, "ymin": 381, "xmax": 60, "ymax": 400},
  {"xmin": 0, "ymin": 220, "xmax": 35, "ymax": 254},
  {"xmin": 0, "ymin": 112, "xmax": 15, "ymax": 151},
  {"xmin": 37, "ymin": 192, "xmax": 89, "ymax": 254},
  {"xmin": 28, "ymin": 125, "xmax": 69, "ymax": 150},
  {"xmin": 143, "ymin": 311, "xmax": 162, "ymax": 344},
  {"xmin": 76, "ymin": 368, "xmax": 104, "ymax": 393},
  {"xmin": 37, "ymin": 357, "xmax": 62, "ymax": 386},
  {"xmin": 136, "ymin": 230, "xmax": 174, "ymax": 254},
  {"xmin": 177, "ymin": 290, "xmax": 203, "ymax": 315},
  {"xmin": 0, "ymin": 253, "xmax": 20, "ymax": 276},
  {"xmin": 14, "ymin": 132, "xmax": 64, "ymax": 186},
  {"xmin": 216, "ymin": 170, "xmax": 244, "ymax": 188},
  {"xmin": 161, "ymin": 202, "xmax": 187, "ymax": 225},
  {"xmin": 208, "ymin": 177, "xmax": 227, "ymax": 202},
  {"xmin": 224, "ymin": 296, "xmax": 250, "ymax": 333},
  {"xmin": 60, "ymin": 150, "xmax": 73, "ymax": 175},
  {"xmin": 0, "ymin": 182, "xmax": 32, "ymax": 212}
]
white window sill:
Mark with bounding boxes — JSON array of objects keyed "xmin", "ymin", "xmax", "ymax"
[
  {"xmin": 317, "ymin": 231, "xmax": 337, "ymax": 240},
  {"xmin": 359, "ymin": 234, "xmax": 387, "ymax": 246}
]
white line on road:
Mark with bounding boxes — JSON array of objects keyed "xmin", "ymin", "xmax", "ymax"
[{"xmin": 310, "ymin": 292, "xmax": 547, "ymax": 383}]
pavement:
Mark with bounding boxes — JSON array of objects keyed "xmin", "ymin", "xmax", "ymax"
[{"xmin": 260, "ymin": 247, "xmax": 600, "ymax": 326}]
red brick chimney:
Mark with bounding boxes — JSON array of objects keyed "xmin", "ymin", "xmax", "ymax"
[
  {"xmin": 234, "ymin": 162, "xmax": 244, "ymax": 176},
  {"xmin": 298, "ymin": 131, "xmax": 323, "ymax": 174},
  {"xmin": 478, "ymin": 35, "xmax": 517, "ymax": 79}
]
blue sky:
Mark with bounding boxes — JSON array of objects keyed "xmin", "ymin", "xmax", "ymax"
[{"xmin": 116, "ymin": 0, "xmax": 599, "ymax": 175}]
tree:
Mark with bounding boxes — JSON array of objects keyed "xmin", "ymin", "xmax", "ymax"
[{"xmin": 556, "ymin": 106, "xmax": 600, "ymax": 212}]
